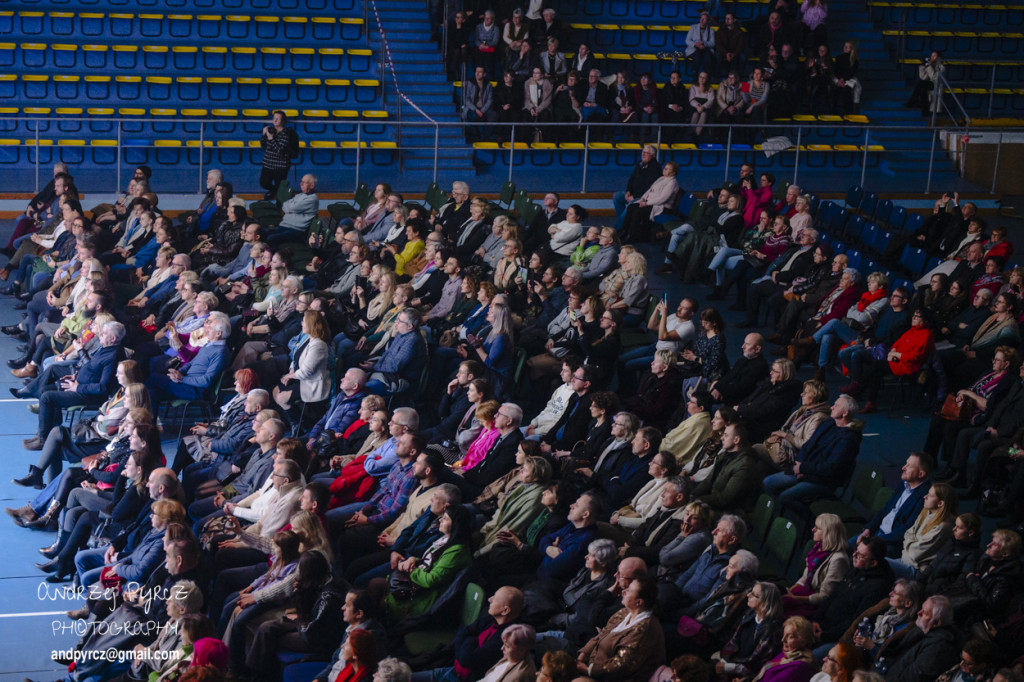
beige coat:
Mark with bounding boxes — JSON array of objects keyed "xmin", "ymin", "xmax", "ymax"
[
  {"xmin": 793, "ymin": 548, "xmax": 851, "ymax": 605},
  {"xmin": 662, "ymin": 412, "xmax": 712, "ymax": 466},
  {"xmin": 900, "ymin": 512, "xmax": 953, "ymax": 569}
]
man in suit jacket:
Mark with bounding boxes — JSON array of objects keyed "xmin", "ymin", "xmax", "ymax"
[
  {"xmin": 710, "ymin": 334, "xmax": 769, "ymax": 405},
  {"xmin": 597, "ymin": 425, "xmax": 661, "ymax": 508},
  {"xmin": 623, "ymin": 476, "xmax": 691, "ymax": 565},
  {"xmin": 26, "ymin": 320, "xmax": 126, "ymax": 450},
  {"xmin": 463, "ymin": 66, "xmax": 496, "ymax": 126},
  {"xmin": 859, "ymin": 451, "xmax": 932, "ymax": 557},
  {"xmin": 463, "ymin": 404, "xmax": 526, "ymax": 494},
  {"xmin": 423, "ymin": 360, "xmax": 482, "ymax": 443},
  {"xmin": 147, "ymin": 312, "xmax": 231, "ymax": 415},
  {"xmin": 542, "ymin": 365, "xmax": 596, "ymax": 452},
  {"xmin": 431, "ymin": 181, "xmax": 471, "ymax": 240},
  {"xmin": 742, "ymin": 228, "xmax": 819, "ymax": 327}
]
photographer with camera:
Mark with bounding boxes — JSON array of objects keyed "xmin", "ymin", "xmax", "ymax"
[
  {"xmin": 259, "ymin": 110, "xmax": 300, "ymax": 201},
  {"xmin": 904, "ymin": 51, "xmax": 945, "ymax": 116}
]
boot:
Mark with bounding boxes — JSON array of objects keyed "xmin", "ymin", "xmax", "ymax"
[
  {"xmin": 5, "ymin": 503, "xmax": 37, "ymax": 523},
  {"xmin": 39, "ymin": 529, "xmax": 67, "ymax": 558},
  {"xmin": 11, "ymin": 363, "xmax": 36, "ymax": 379},
  {"xmin": 24, "ymin": 500, "xmax": 60, "ymax": 531},
  {"xmin": 12, "ymin": 464, "xmax": 44, "ymax": 489}
]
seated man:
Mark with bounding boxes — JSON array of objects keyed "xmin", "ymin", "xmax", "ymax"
[
  {"xmin": 763, "ymin": 395, "xmax": 862, "ymax": 518},
  {"xmin": 359, "ymin": 309, "xmax": 427, "ymax": 395},
  {"xmin": 692, "ymin": 423, "xmax": 762, "ymax": 516},
  {"xmin": 146, "ymin": 311, "xmax": 231, "ymax": 415},
  {"xmin": 24, "ymin": 320, "xmax": 126, "ymax": 450},
  {"xmin": 267, "ymin": 174, "xmax": 319, "ymax": 247},
  {"xmin": 857, "ymin": 452, "xmax": 932, "ymax": 558},
  {"xmin": 174, "ymin": 388, "xmax": 269, "ymax": 475}
]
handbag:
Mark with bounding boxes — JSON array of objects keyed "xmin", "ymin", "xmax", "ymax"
[
  {"xmin": 939, "ymin": 394, "xmax": 974, "ymax": 422},
  {"xmin": 99, "ymin": 565, "xmax": 126, "ymax": 591},
  {"xmin": 387, "ymin": 570, "xmax": 419, "ymax": 601}
]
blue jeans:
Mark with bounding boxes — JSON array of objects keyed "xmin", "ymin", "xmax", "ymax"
[
  {"xmin": 74, "ymin": 547, "xmax": 108, "ymax": 588},
  {"xmin": 708, "ymin": 247, "xmax": 743, "ymax": 285},
  {"xmin": 613, "ymin": 191, "xmax": 632, "ymax": 231},
  {"xmin": 765, "ymin": 473, "xmax": 835, "ymax": 518},
  {"xmin": 886, "ymin": 558, "xmax": 920, "ymax": 580},
  {"xmin": 666, "ymin": 224, "xmax": 695, "ymax": 261},
  {"xmin": 411, "ymin": 667, "xmax": 461, "ymax": 682},
  {"xmin": 813, "ymin": 319, "xmax": 860, "ymax": 368}
]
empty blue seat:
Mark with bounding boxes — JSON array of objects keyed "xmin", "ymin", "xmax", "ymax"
[
  {"xmin": 21, "ymin": 44, "xmax": 46, "ymax": 68},
  {"xmin": 169, "ymin": 14, "xmax": 193, "ymax": 37},
  {"xmin": 861, "ymin": 222, "xmax": 878, "ymax": 250},
  {"xmin": 140, "ymin": 14, "xmax": 163, "ymax": 37},
  {"xmin": 54, "ymin": 74, "xmax": 79, "ymax": 99},
  {"xmin": 844, "ymin": 215, "xmax": 864, "ymax": 243},
  {"xmin": 845, "ymin": 249, "xmax": 863, "ymax": 271},
  {"xmin": 116, "ymin": 76, "xmax": 140, "ymax": 99},
  {"xmin": 874, "ymin": 199, "xmax": 893, "ymax": 226},
  {"xmin": 290, "ymin": 48, "xmax": 314, "ymax": 72},
  {"xmin": 110, "ymin": 13, "xmax": 134, "ymax": 36},
  {"xmin": 20, "ymin": 11, "xmax": 44, "ymax": 34},
  {"xmin": 924, "ymin": 256, "xmax": 942, "ymax": 274},
  {"xmin": 231, "ymin": 47, "xmax": 256, "ymax": 71},
  {"xmin": 862, "ymin": 258, "xmax": 878, "ymax": 276},
  {"xmin": 889, "ymin": 205, "xmax": 907, "ymax": 233},
  {"xmin": 144, "ymin": 46, "xmax": 168, "ymax": 70},
  {"xmin": 261, "ymin": 48, "xmax": 286, "ymax": 71},
  {"xmin": 173, "ymin": 46, "xmax": 197, "ymax": 69},
  {"xmin": 859, "ymin": 193, "xmax": 878, "ymax": 218},
  {"xmin": 873, "ymin": 230, "xmax": 893, "ymax": 256},
  {"xmin": 113, "ymin": 45, "xmax": 137, "ymax": 69},
  {"xmin": 318, "ymin": 48, "xmax": 342, "ymax": 71},
  {"xmin": 0, "ymin": 43, "xmax": 14, "ymax": 68},
  {"xmin": 904, "ymin": 212, "xmax": 923, "ymax": 236},
  {"xmin": 53, "ymin": 44, "xmax": 76, "ymax": 68},
  {"xmin": 900, "ymin": 246, "xmax": 927, "ymax": 277}
]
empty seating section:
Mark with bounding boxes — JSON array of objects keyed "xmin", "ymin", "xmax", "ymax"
[
  {"xmin": 868, "ymin": 1, "xmax": 1024, "ymax": 116},
  {"xmin": 0, "ymin": 4, "xmax": 390, "ymax": 165},
  {"xmin": 556, "ymin": 0, "xmax": 771, "ymax": 22}
]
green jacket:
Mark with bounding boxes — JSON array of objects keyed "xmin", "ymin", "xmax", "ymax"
[
  {"xmin": 476, "ymin": 482, "xmax": 545, "ymax": 556},
  {"xmin": 693, "ymin": 447, "xmax": 762, "ymax": 516},
  {"xmin": 384, "ymin": 543, "xmax": 472, "ymax": 622}
]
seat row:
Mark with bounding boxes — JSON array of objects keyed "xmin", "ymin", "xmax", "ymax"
[
  {"xmin": 867, "ymin": 1, "xmax": 1024, "ymax": 28},
  {"xmin": 881, "ymin": 28, "xmax": 1024, "ymax": 57},
  {"xmin": 897, "ymin": 57, "xmax": 1024, "ymax": 84},
  {"xmin": 0, "ymin": 106, "xmax": 389, "ymax": 138},
  {"xmin": 0, "ymin": 138, "xmax": 399, "ymax": 169},
  {"xmin": 557, "ymin": 0, "xmax": 769, "ymax": 22},
  {"xmin": 0, "ymin": 73, "xmax": 382, "ymax": 106},
  {"xmin": 565, "ymin": 22, "xmax": 738, "ymax": 51},
  {"xmin": 948, "ymin": 87, "xmax": 1024, "ymax": 114},
  {"xmin": 0, "ymin": 10, "xmax": 365, "ymax": 41},
  {"xmin": 0, "ymin": 0, "xmax": 360, "ymax": 12},
  {"xmin": 0, "ymin": 41, "xmax": 375, "ymax": 75}
]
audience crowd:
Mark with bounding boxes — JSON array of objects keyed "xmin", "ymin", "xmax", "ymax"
[{"xmin": 3, "ymin": 150, "xmax": 1023, "ymax": 682}]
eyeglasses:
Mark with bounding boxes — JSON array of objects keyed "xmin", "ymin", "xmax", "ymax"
[{"xmin": 823, "ymin": 655, "xmax": 838, "ymax": 663}]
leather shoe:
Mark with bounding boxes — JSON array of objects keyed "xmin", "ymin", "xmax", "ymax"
[
  {"xmin": 9, "ymin": 387, "xmax": 26, "ymax": 399},
  {"xmin": 5, "ymin": 503, "xmax": 36, "ymax": 521},
  {"xmin": 7, "ymin": 356, "xmax": 28, "ymax": 369},
  {"xmin": 66, "ymin": 606, "xmax": 90, "ymax": 621},
  {"xmin": 22, "ymin": 437, "xmax": 43, "ymax": 451},
  {"xmin": 11, "ymin": 364, "xmax": 36, "ymax": 379},
  {"xmin": 36, "ymin": 559, "xmax": 58, "ymax": 573},
  {"xmin": 40, "ymin": 541, "xmax": 61, "ymax": 558},
  {"xmin": 29, "ymin": 403, "xmax": 38, "ymax": 414},
  {"xmin": 2, "ymin": 324, "xmax": 23, "ymax": 336}
]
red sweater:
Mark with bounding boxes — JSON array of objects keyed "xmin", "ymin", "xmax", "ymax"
[{"xmin": 889, "ymin": 326, "xmax": 934, "ymax": 376}]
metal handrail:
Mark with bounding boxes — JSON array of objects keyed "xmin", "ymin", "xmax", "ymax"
[
  {"xmin": 9, "ymin": 115, "xmax": 1015, "ymax": 194},
  {"xmin": 932, "ymin": 70, "xmax": 972, "ymax": 131}
]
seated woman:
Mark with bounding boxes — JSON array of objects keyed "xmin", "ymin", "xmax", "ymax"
[
  {"xmin": 853, "ymin": 309, "xmax": 935, "ymax": 413},
  {"xmin": 494, "ymin": 238, "xmax": 525, "ymax": 292},
  {"xmin": 579, "ymin": 310, "xmax": 623, "ymax": 388},
  {"xmin": 478, "ymin": 217, "xmax": 514, "ymax": 276},
  {"xmin": 273, "ymin": 310, "xmax": 332, "ymax": 429},
  {"xmin": 751, "ymin": 616, "xmax": 816, "ymax": 682},
  {"xmin": 810, "ymin": 644, "xmax": 864, "ymax": 682},
  {"xmin": 772, "ymin": 248, "xmax": 845, "ymax": 346},
  {"xmin": 782, "ymin": 513, "xmax": 851, "ymax": 617},
  {"xmin": 575, "ymin": 576, "xmax": 666, "ymax": 682},
  {"xmin": 627, "ymin": 350, "xmax": 685, "ymax": 432},
  {"xmin": 570, "ymin": 226, "xmax": 602, "ymax": 270},
  {"xmin": 970, "ymin": 256, "xmax": 1006, "ymax": 300},
  {"xmin": 811, "ymin": 272, "xmax": 890, "ymax": 374},
  {"xmin": 948, "ymin": 529, "xmax": 1023, "ymax": 626},
  {"xmin": 611, "ymin": 450, "xmax": 680, "ymax": 532},
  {"xmin": 682, "ymin": 407, "xmax": 740, "ymax": 484},
  {"xmin": 736, "ymin": 359, "xmax": 803, "ymax": 444},
  {"xmin": 475, "ymin": 456, "xmax": 551, "ymax": 556},
  {"xmin": 460, "ymin": 301, "xmax": 515, "ymax": 398},
  {"xmin": 943, "ymin": 292, "xmax": 1021, "ymax": 390},
  {"xmin": 219, "ymin": 531, "xmax": 304, "ymax": 671},
  {"xmin": 786, "ymin": 268, "xmax": 863, "ymax": 367},
  {"xmin": 887, "ymin": 483, "xmax": 957, "ymax": 580},
  {"xmin": 382, "ymin": 504, "xmax": 474, "ymax": 624},
  {"xmin": 526, "ymin": 288, "xmax": 593, "ymax": 384},
  {"xmin": 722, "ymin": 214, "xmax": 793, "ymax": 311},
  {"xmin": 382, "ymin": 219, "xmax": 426, "ymax": 279},
  {"xmin": 682, "ymin": 307, "xmax": 729, "ymax": 384},
  {"xmin": 841, "ymin": 578, "xmax": 923, "ymax": 664},
  {"xmin": 480, "ymin": 624, "xmax": 537, "ymax": 681},
  {"xmin": 918, "ymin": 512, "xmax": 982, "ymax": 595},
  {"xmin": 923, "ymin": 346, "xmax": 1016, "ymax": 464},
  {"xmin": 607, "ymin": 252, "xmax": 650, "ymax": 327},
  {"xmin": 549, "ymin": 205, "xmax": 587, "ymax": 257},
  {"xmin": 529, "ymin": 538, "xmax": 617, "ymax": 629},
  {"xmin": 669, "ymin": 550, "xmax": 760, "ymax": 655},
  {"xmin": 713, "ymin": 582, "xmax": 784, "ymax": 680},
  {"xmin": 708, "ymin": 208, "xmax": 774, "ymax": 301},
  {"xmin": 657, "ymin": 501, "xmax": 715, "ymax": 585},
  {"xmin": 39, "ymin": 423, "xmax": 162, "ymax": 583},
  {"xmin": 619, "ymin": 163, "xmax": 680, "ymax": 244},
  {"xmin": 452, "ymin": 401, "xmax": 501, "ymax": 474},
  {"xmin": 755, "ymin": 379, "xmax": 830, "ymax": 473}
]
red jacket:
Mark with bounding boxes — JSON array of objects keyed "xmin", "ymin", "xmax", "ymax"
[
  {"xmin": 888, "ymin": 326, "xmax": 934, "ymax": 376},
  {"xmin": 816, "ymin": 285, "xmax": 862, "ymax": 327}
]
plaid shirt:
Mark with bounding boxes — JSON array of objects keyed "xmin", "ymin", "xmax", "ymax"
[
  {"xmin": 361, "ymin": 458, "xmax": 417, "ymax": 525},
  {"xmin": 261, "ymin": 126, "xmax": 297, "ymax": 170}
]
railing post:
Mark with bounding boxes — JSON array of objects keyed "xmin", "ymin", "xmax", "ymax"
[
  {"xmin": 433, "ymin": 123, "xmax": 439, "ymax": 184},
  {"xmin": 860, "ymin": 128, "xmax": 869, "ymax": 189},
  {"xmin": 508, "ymin": 123, "xmax": 515, "ymax": 184},
  {"xmin": 34, "ymin": 120, "xmax": 39, "ymax": 193},
  {"xmin": 988, "ymin": 64, "xmax": 996, "ymax": 119},
  {"xmin": 930, "ymin": 75, "xmax": 941, "ymax": 128},
  {"xmin": 925, "ymin": 127, "xmax": 937, "ymax": 194},
  {"xmin": 581, "ymin": 125, "xmax": 590, "ymax": 192},
  {"xmin": 355, "ymin": 122, "xmax": 362, "ymax": 192},
  {"xmin": 723, "ymin": 126, "xmax": 732, "ymax": 184},
  {"xmin": 116, "ymin": 121, "xmax": 122, "ymax": 195},
  {"xmin": 197, "ymin": 120, "xmax": 205, "ymax": 192},
  {"xmin": 793, "ymin": 127, "xmax": 802, "ymax": 185},
  {"xmin": 991, "ymin": 131, "xmax": 1002, "ymax": 194}
]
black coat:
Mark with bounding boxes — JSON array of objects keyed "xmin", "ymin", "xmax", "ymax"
[
  {"xmin": 462, "ymin": 429, "xmax": 525, "ymax": 492},
  {"xmin": 543, "ymin": 392, "xmax": 594, "ymax": 451},
  {"xmin": 714, "ymin": 354, "xmax": 770, "ymax": 406},
  {"xmin": 920, "ymin": 537, "xmax": 983, "ymax": 595},
  {"xmin": 736, "ymin": 378, "xmax": 803, "ymax": 443},
  {"xmin": 817, "ymin": 563, "xmax": 895, "ymax": 642}
]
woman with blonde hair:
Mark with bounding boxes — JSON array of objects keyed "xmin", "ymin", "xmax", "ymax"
[
  {"xmin": 289, "ymin": 509, "xmax": 333, "ymax": 561},
  {"xmin": 462, "ymin": 301, "xmax": 515, "ymax": 397},
  {"xmin": 274, "ymin": 310, "xmax": 332, "ymax": 426},
  {"xmin": 757, "ymin": 379, "xmax": 831, "ymax": 471},
  {"xmin": 887, "ymin": 482, "xmax": 957, "ymax": 579},
  {"xmin": 607, "ymin": 251, "xmax": 649, "ymax": 324},
  {"xmin": 494, "ymin": 238, "xmax": 525, "ymax": 290},
  {"xmin": 783, "ymin": 513, "xmax": 850, "ymax": 617},
  {"xmin": 752, "ymin": 616, "xmax": 815, "ymax": 682}
]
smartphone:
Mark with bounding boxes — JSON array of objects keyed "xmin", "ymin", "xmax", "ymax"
[{"xmin": 518, "ymin": 266, "xmax": 528, "ymax": 281}]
